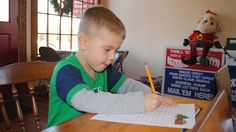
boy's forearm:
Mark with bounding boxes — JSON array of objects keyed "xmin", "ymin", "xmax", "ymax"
[{"xmin": 70, "ymin": 89, "xmax": 145, "ymax": 114}]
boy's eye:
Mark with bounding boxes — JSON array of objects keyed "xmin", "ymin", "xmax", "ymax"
[
  {"xmin": 105, "ymin": 48, "xmax": 111, "ymax": 52},
  {"xmin": 204, "ymin": 20, "xmax": 208, "ymax": 23},
  {"xmin": 210, "ymin": 22, "xmax": 214, "ymax": 25}
]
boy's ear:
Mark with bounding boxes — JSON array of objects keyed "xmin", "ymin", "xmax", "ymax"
[{"xmin": 78, "ymin": 34, "xmax": 88, "ymax": 50}]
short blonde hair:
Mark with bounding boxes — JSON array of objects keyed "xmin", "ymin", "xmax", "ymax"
[{"xmin": 78, "ymin": 6, "xmax": 126, "ymax": 39}]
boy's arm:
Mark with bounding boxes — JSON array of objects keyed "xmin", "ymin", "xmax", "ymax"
[
  {"xmin": 70, "ymin": 89, "xmax": 145, "ymax": 114},
  {"xmin": 117, "ymin": 78, "xmax": 152, "ymax": 94}
]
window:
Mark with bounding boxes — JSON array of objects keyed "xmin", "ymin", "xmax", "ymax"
[
  {"xmin": 0, "ymin": 0, "xmax": 9, "ymax": 22},
  {"xmin": 31, "ymin": 0, "xmax": 100, "ymax": 58}
]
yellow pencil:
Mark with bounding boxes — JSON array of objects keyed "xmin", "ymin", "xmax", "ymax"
[{"xmin": 144, "ymin": 62, "xmax": 156, "ymax": 94}]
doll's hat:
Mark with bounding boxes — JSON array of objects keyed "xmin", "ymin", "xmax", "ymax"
[{"xmin": 205, "ymin": 10, "xmax": 218, "ymax": 16}]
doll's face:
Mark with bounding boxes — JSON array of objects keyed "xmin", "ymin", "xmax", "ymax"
[{"xmin": 196, "ymin": 14, "xmax": 219, "ymax": 34}]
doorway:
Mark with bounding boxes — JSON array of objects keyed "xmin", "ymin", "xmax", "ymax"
[{"xmin": 0, "ymin": 0, "xmax": 19, "ymax": 66}]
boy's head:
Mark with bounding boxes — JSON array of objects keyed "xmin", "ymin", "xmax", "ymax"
[
  {"xmin": 77, "ymin": 6, "xmax": 126, "ymax": 73},
  {"xmin": 78, "ymin": 6, "xmax": 126, "ymax": 39}
]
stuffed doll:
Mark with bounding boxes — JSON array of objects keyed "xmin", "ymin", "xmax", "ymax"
[{"xmin": 181, "ymin": 10, "xmax": 222, "ymax": 66}]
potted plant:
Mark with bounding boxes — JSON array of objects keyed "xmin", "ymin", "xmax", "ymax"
[{"xmin": 174, "ymin": 114, "xmax": 189, "ymax": 125}]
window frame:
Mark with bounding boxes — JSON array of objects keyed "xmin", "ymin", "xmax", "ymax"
[{"xmin": 31, "ymin": 0, "xmax": 101, "ymax": 60}]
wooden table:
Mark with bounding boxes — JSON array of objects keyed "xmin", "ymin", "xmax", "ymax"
[{"xmin": 42, "ymin": 96, "xmax": 210, "ymax": 132}]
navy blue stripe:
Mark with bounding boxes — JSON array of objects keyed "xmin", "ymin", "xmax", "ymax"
[
  {"xmin": 56, "ymin": 65, "xmax": 85, "ymax": 102},
  {"xmin": 107, "ymin": 65, "xmax": 122, "ymax": 92}
]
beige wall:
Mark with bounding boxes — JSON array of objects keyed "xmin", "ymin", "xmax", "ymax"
[{"xmin": 101, "ymin": 0, "xmax": 236, "ymax": 79}]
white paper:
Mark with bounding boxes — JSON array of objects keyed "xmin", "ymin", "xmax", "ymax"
[{"xmin": 91, "ymin": 104, "xmax": 195, "ymax": 129}]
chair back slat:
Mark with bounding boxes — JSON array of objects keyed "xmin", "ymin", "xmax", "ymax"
[
  {"xmin": 0, "ymin": 92, "xmax": 11, "ymax": 131},
  {"xmin": 191, "ymin": 90, "xmax": 232, "ymax": 132},
  {"xmin": 12, "ymin": 84, "xmax": 25, "ymax": 131},
  {"xmin": 28, "ymin": 81, "xmax": 41, "ymax": 130},
  {"xmin": 216, "ymin": 65, "xmax": 231, "ymax": 97}
]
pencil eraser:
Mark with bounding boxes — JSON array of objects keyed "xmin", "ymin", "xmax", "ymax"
[{"xmin": 144, "ymin": 62, "xmax": 147, "ymax": 65}]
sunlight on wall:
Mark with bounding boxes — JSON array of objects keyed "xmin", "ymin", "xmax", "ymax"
[{"xmin": 102, "ymin": 0, "xmax": 236, "ymax": 79}]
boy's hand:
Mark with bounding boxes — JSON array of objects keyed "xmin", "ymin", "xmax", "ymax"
[
  {"xmin": 158, "ymin": 95, "xmax": 177, "ymax": 106},
  {"xmin": 144, "ymin": 93, "xmax": 161, "ymax": 112},
  {"xmin": 144, "ymin": 93, "xmax": 176, "ymax": 112}
]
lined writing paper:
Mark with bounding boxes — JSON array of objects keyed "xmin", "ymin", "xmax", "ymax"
[{"xmin": 91, "ymin": 104, "xmax": 195, "ymax": 129}]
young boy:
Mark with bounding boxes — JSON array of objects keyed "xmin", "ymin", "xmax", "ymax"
[{"xmin": 47, "ymin": 6, "xmax": 176, "ymax": 127}]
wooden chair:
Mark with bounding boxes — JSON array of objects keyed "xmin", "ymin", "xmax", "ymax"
[
  {"xmin": 113, "ymin": 51, "xmax": 129, "ymax": 73},
  {"xmin": 0, "ymin": 61, "xmax": 56, "ymax": 131},
  {"xmin": 39, "ymin": 47, "xmax": 61, "ymax": 62},
  {"xmin": 191, "ymin": 90, "xmax": 233, "ymax": 132},
  {"xmin": 215, "ymin": 65, "xmax": 231, "ymax": 97}
]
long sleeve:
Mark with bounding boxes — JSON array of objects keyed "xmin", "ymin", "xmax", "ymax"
[
  {"xmin": 71, "ymin": 89, "xmax": 145, "ymax": 114},
  {"xmin": 70, "ymin": 78, "xmax": 151, "ymax": 114}
]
